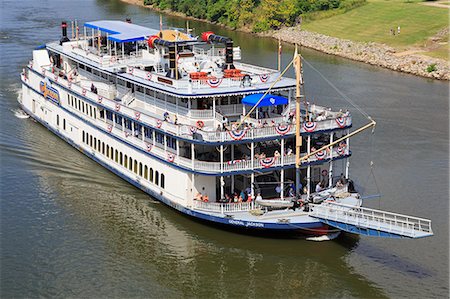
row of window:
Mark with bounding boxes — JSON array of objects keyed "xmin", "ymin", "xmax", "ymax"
[
  {"xmin": 82, "ymin": 130, "xmax": 165, "ymax": 189},
  {"xmin": 68, "ymin": 94, "xmax": 97, "ymax": 119},
  {"xmin": 103, "ymin": 110, "xmax": 177, "ymax": 151},
  {"xmin": 65, "ymin": 86, "xmax": 176, "ymax": 152}
]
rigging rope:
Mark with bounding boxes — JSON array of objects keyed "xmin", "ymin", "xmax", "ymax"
[{"xmin": 302, "ymin": 58, "xmax": 371, "ymax": 120}]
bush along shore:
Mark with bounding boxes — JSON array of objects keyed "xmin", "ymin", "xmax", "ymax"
[
  {"xmin": 267, "ymin": 27, "xmax": 449, "ymax": 80},
  {"xmin": 120, "ymin": 0, "xmax": 449, "ymax": 80}
]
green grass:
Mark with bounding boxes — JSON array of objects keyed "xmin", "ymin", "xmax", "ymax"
[{"xmin": 302, "ymin": 0, "xmax": 449, "ymax": 59}]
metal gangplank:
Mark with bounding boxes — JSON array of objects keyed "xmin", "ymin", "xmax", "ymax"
[{"xmin": 309, "ymin": 202, "xmax": 433, "ymax": 238}]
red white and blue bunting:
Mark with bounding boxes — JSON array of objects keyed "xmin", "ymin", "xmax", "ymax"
[
  {"xmin": 156, "ymin": 119, "xmax": 162, "ymax": 128},
  {"xmin": 97, "ymin": 95, "xmax": 103, "ymax": 103},
  {"xmin": 167, "ymin": 153, "xmax": 175, "ymax": 163},
  {"xmin": 336, "ymin": 145, "xmax": 346, "ymax": 156},
  {"xmin": 335, "ymin": 117, "xmax": 347, "ymax": 128},
  {"xmin": 206, "ymin": 77, "xmax": 222, "ymax": 88},
  {"xmin": 315, "ymin": 149, "xmax": 328, "ymax": 160},
  {"xmin": 227, "ymin": 159, "xmax": 242, "ymax": 165},
  {"xmin": 107, "ymin": 124, "xmax": 113, "ymax": 133},
  {"xmin": 303, "ymin": 121, "xmax": 317, "ymax": 133},
  {"xmin": 260, "ymin": 156, "xmax": 277, "ymax": 168},
  {"xmin": 228, "ymin": 128, "xmax": 247, "ymax": 140},
  {"xmin": 145, "ymin": 142, "xmax": 152, "ymax": 152},
  {"xmin": 115, "ymin": 103, "xmax": 121, "ymax": 111},
  {"xmin": 275, "ymin": 124, "xmax": 291, "ymax": 135},
  {"xmin": 189, "ymin": 126, "xmax": 197, "ymax": 135},
  {"xmin": 134, "ymin": 111, "xmax": 141, "ymax": 120},
  {"xmin": 82, "ymin": 88, "xmax": 87, "ymax": 96},
  {"xmin": 146, "ymin": 72, "xmax": 152, "ymax": 80},
  {"xmin": 259, "ymin": 74, "xmax": 269, "ymax": 83}
]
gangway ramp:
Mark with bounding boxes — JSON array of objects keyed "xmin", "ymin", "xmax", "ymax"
[{"xmin": 309, "ymin": 202, "xmax": 433, "ymax": 238}]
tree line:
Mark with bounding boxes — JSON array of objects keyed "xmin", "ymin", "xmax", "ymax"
[{"xmin": 143, "ymin": 0, "xmax": 366, "ymax": 32}]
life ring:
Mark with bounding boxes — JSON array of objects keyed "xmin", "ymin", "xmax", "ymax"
[{"xmin": 196, "ymin": 120, "xmax": 204, "ymax": 129}]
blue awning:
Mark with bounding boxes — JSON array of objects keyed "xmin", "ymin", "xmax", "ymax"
[
  {"xmin": 242, "ymin": 93, "xmax": 288, "ymax": 107},
  {"xmin": 84, "ymin": 20, "xmax": 159, "ymax": 43}
]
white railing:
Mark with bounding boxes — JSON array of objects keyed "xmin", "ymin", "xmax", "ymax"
[
  {"xmin": 30, "ymin": 65, "xmax": 351, "ymax": 146},
  {"xmin": 310, "ymin": 202, "xmax": 433, "ymax": 238},
  {"xmin": 193, "ymin": 200, "xmax": 257, "ymax": 213},
  {"xmin": 217, "ymin": 104, "xmax": 243, "ymax": 116}
]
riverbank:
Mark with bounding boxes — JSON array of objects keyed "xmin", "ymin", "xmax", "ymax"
[
  {"xmin": 120, "ymin": 0, "xmax": 449, "ymax": 80},
  {"xmin": 268, "ymin": 27, "xmax": 449, "ymax": 80}
]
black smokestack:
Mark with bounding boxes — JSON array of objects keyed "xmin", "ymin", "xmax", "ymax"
[
  {"xmin": 60, "ymin": 21, "xmax": 70, "ymax": 45},
  {"xmin": 166, "ymin": 45, "xmax": 180, "ymax": 79},
  {"xmin": 201, "ymin": 32, "xmax": 235, "ymax": 70}
]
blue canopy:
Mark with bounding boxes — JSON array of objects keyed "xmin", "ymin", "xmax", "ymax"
[
  {"xmin": 242, "ymin": 93, "xmax": 288, "ymax": 107},
  {"xmin": 84, "ymin": 20, "xmax": 159, "ymax": 43}
]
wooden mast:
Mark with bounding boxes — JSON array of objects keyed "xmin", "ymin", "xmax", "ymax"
[{"xmin": 294, "ymin": 44, "xmax": 302, "ymax": 197}]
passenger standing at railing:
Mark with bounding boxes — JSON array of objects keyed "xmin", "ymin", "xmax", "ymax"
[{"xmin": 256, "ymin": 193, "xmax": 262, "ymax": 202}]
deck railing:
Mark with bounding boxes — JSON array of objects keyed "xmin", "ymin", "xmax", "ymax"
[
  {"xmin": 193, "ymin": 200, "xmax": 257, "ymax": 213},
  {"xmin": 31, "ymin": 63, "xmax": 351, "ymax": 146},
  {"xmin": 310, "ymin": 202, "xmax": 433, "ymax": 238}
]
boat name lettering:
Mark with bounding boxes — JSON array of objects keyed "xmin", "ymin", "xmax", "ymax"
[
  {"xmin": 39, "ymin": 81, "xmax": 60, "ymax": 105},
  {"xmin": 228, "ymin": 219, "xmax": 264, "ymax": 228}
]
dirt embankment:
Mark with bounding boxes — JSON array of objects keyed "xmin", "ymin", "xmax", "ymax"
[
  {"xmin": 120, "ymin": 0, "xmax": 449, "ymax": 80},
  {"xmin": 268, "ymin": 27, "xmax": 449, "ymax": 80}
]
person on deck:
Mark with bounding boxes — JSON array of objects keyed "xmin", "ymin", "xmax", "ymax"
[
  {"xmin": 256, "ymin": 193, "xmax": 262, "ymax": 202},
  {"xmin": 315, "ymin": 181, "xmax": 323, "ymax": 193}
]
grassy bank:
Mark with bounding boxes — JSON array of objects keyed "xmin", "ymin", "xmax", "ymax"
[{"xmin": 301, "ymin": 0, "xmax": 449, "ymax": 59}]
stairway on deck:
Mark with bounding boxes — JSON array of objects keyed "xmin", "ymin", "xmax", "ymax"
[{"xmin": 309, "ymin": 202, "xmax": 433, "ymax": 238}]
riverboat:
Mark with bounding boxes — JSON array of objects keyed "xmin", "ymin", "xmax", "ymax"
[{"xmin": 19, "ymin": 20, "xmax": 433, "ymax": 239}]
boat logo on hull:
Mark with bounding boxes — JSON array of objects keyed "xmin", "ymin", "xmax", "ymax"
[{"xmin": 39, "ymin": 81, "xmax": 60, "ymax": 106}]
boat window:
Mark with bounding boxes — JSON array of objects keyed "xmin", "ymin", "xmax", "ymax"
[
  {"xmin": 124, "ymin": 154, "xmax": 128, "ymax": 168},
  {"xmin": 150, "ymin": 168, "xmax": 153, "ymax": 182},
  {"xmin": 161, "ymin": 174, "xmax": 165, "ymax": 189},
  {"xmin": 90, "ymin": 106, "xmax": 93, "ymax": 117},
  {"xmin": 93, "ymin": 108, "xmax": 96, "ymax": 119},
  {"xmin": 106, "ymin": 145, "xmax": 110, "ymax": 158},
  {"xmin": 115, "ymin": 150, "xmax": 118, "ymax": 163},
  {"xmin": 144, "ymin": 165, "xmax": 148, "ymax": 179},
  {"xmin": 111, "ymin": 147, "xmax": 114, "ymax": 160},
  {"xmin": 63, "ymin": 119, "xmax": 66, "ymax": 130},
  {"xmin": 90, "ymin": 135, "xmax": 93, "ymax": 147},
  {"xmin": 139, "ymin": 162, "xmax": 143, "ymax": 176},
  {"xmin": 102, "ymin": 142, "xmax": 105, "ymax": 155},
  {"xmin": 99, "ymin": 109, "xmax": 105, "ymax": 119},
  {"xmin": 97, "ymin": 139, "xmax": 100, "ymax": 151},
  {"xmin": 94, "ymin": 137, "xmax": 97, "ymax": 150},
  {"xmin": 82, "ymin": 131, "xmax": 85, "ymax": 143},
  {"xmin": 134, "ymin": 160, "xmax": 138, "ymax": 174},
  {"xmin": 144, "ymin": 127, "xmax": 153, "ymax": 139},
  {"xmin": 82, "ymin": 102, "xmax": 85, "ymax": 114},
  {"xmin": 155, "ymin": 171, "xmax": 159, "ymax": 185},
  {"xmin": 129, "ymin": 157, "xmax": 133, "ymax": 171},
  {"xmin": 57, "ymin": 115, "xmax": 59, "ymax": 127},
  {"xmin": 120, "ymin": 152, "xmax": 123, "ymax": 165}
]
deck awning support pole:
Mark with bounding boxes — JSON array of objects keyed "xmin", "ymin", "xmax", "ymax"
[
  {"xmin": 345, "ymin": 129, "xmax": 350, "ymax": 178},
  {"xmin": 231, "ymin": 144, "xmax": 235, "ymax": 193},
  {"xmin": 294, "ymin": 44, "xmax": 303, "ymax": 198},
  {"xmin": 220, "ymin": 145, "xmax": 224, "ymax": 199},
  {"xmin": 329, "ymin": 132, "xmax": 334, "ymax": 187},
  {"xmin": 281, "ymin": 138, "xmax": 285, "ymax": 199},
  {"xmin": 307, "ymin": 135, "xmax": 311, "ymax": 197}
]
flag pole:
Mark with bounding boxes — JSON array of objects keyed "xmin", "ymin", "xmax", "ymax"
[
  {"xmin": 278, "ymin": 38, "xmax": 282, "ymax": 71},
  {"xmin": 294, "ymin": 44, "xmax": 303, "ymax": 198}
]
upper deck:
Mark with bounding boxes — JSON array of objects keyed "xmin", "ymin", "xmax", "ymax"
[{"xmin": 48, "ymin": 20, "xmax": 296, "ymax": 97}]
